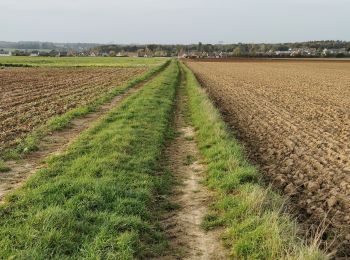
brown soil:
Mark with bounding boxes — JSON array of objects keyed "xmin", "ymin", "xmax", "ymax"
[
  {"xmin": 186, "ymin": 60, "xmax": 350, "ymax": 254},
  {"xmin": 158, "ymin": 71, "xmax": 227, "ymax": 259},
  {"xmin": 0, "ymin": 72, "xmax": 154, "ymax": 202},
  {"xmin": 0, "ymin": 67, "xmax": 147, "ymax": 150}
]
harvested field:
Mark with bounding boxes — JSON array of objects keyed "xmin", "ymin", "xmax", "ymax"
[
  {"xmin": 186, "ymin": 60, "xmax": 350, "ymax": 253},
  {"xmin": 0, "ymin": 67, "xmax": 147, "ymax": 150}
]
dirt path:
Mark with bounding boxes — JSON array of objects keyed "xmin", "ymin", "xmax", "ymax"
[
  {"xmin": 0, "ymin": 72, "xmax": 159, "ymax": 202},
  {"xmin": 159, "ymin": 70, "xmax": 227, "ymax": 259}
]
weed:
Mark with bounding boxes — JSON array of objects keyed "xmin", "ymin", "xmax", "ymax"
[
  {"xmin": 0, "ymin": 160, "xmax": 10, "ymax": 173},
  {"xmin": 184, "ymin": 154, "xmax": 196, "ymax": 166},
  {"xmin": 185, "ymin": 135, "xmax": 194, "ymax": 141},
  {"xmin": 162, "ymin": 201, "xmax": 181, "ymax": 211}
]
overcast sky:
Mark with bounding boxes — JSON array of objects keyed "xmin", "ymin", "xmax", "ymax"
[{"xmin": 1, "ymin": 0, "xmax": 349, "ymax": 44}]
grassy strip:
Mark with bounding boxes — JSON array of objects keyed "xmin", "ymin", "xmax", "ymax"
[
  {"xmin": 1, "ymin": 60, "xmax": 170, "ymax": 160},
  {"xmin": 0, "ymin": 60, "xmax": 179, "ymax": 258},
  {"xmin": 182, "ymin": 63, "xmax": 327, "ymax": 260}
]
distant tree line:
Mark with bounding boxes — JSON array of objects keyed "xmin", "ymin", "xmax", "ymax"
[
  {"xmin": 2, "ymin": 40, "xmax": 350, "ymax": 58},
  {"xmin": 92, "ymin": 40, "xmax": 350, "ymax": 57},
  {"xmin": 0, "ymin": 41, "xmax": 100, "ymax": 51}
]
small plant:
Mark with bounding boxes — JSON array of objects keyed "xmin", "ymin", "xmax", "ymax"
[
  {"xmin": 184, "ymin": 135, "xmax": 194, "ymax": 141},
  {"xmin": 0, "ymin": 160, "xmax": 10, "ymax": 173},
  {"xmin": 162, "ymin": 201, "xmax": 181, "ymax": 211},
  {"xmin": 184, "ymin": 154, "xmax": 196, "ymax": 165}
]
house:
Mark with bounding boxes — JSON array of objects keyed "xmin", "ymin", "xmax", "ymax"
[
  {"xmin": 212, "ymin": 52, "xmax": 219, "ymax": 58},
  {"xmin": 322, "ymin": 48, "xmax": 347, "ymax": 56},
  {"xmin": 290, "ymin": 48, "xmax": 302, "ymax": 56},
  {"xmin": 30, "ymin": 51, "xmax": 39, "ymax": 57},
  {"xmin": 116, "ymin": 51, "xmax": 128, "ymax": 57},
  {"xmin": 255, "ymin": 51, "xmax": 267, "ymax": 56},
  {"xmin": 154, "ymin": 50, "xmax": 168, "ymax": 57},
  {"xmin": 275, "ymin": 49, "xmax": 292, "ymax": 56},
  {"xmin": 178, "ymin": 49, "xmax": 188, "ymax": 58},
  {"xmin": 38, "ymin": 51, "xmax": 49, "ymax": 57},
  {"xmin": 137, "ymin": 49, "xmax": 146, "ymax": 57},
  {"xmin": 144, "ymin": 47, "xmax": 154, "ymax": 58},
  {"xmin": 57, "ymin": 51, "xmax": 68, "ymax": 57},
  {"xmin": 67, "ymin": 51, "xmax": 77, "ymax": 57},
  {"xmin": 218, "ymin": 51, "xmax": 228, "ymax": 58},
  {"xmin": 188, "ymin": 51, "xmax": 200, "ymax": 59},
  {"xmin": 0, "ymin": 50, "xmax": 12, "ymax": 56},
  {"xmin": 179, "ymin": 53, "xmax": 188, "ymax": 58},
  {"xmin": 267, "ymin": 49, "xmax": 275, "ymax": 56},
  {"xmin": 126, "ymin": 52, "xmax": 139, "ymax": 58}
]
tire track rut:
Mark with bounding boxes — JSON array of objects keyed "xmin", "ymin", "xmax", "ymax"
[{"xmin": 159, "ymin": 69, "xmax": 227, "ymax": 260}]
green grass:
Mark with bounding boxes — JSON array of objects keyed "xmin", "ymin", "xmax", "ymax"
[
  {"xmin": 0, "ymin": 160, "xmax": 10, "ymax": 173},
  {"xmin": 182, "ymin": 63, "xmax": 327, "ymax": 260},
  {"xmin": 1, "ymin": 60, "xmax": 170, "ymax": 160},
  {"xmin": 0, "ymin": 60, "xmax": 179, "ymax": 259},
  {"xmin": 0, "ymin": 56, "xmax": 167, "ymax": 68}
]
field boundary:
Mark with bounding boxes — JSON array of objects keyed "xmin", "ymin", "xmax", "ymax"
[
  {"xmin": 181, "ymin": 62, "xmax": 328, "ymax": 259},
  {"xmin": 1, "ymin": 60, "xmax": 170, "ymax": 160}
]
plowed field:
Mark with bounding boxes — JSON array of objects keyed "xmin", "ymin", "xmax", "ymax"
[
  {"xmin": 0, "ymin": 67, "xmax": 147, "ymax": 150},
  {"xmin": 187, "ymin": 60, "xmax": 350, "ymax": 251}
]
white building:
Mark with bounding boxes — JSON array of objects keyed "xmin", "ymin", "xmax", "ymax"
[
  {"xmin": 275, "ymin": 49, "xmax": 292, "ymax": 56},
  {"xmin": 0, "ymin": 50, "xmax": 12, "ymax": 56},
  {"xmin": 322, "ymin": 48, "xmax": 347, "ymax": 56}
]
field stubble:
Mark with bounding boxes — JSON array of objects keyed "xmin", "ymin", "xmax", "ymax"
[{"xmin": 187, "ymin": 60, "xmax": 350, "ymax": 254}]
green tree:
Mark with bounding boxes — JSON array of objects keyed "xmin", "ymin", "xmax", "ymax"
[
  {"xmin": 233, "ymin": 46, "xmax": 242, "ymax": 56},
  {"xmin": 198, "ymin": 42, "xmax": 203, "ymax": 52}
]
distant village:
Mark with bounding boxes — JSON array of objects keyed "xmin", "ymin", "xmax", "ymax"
[
  {"xmin": 0, "ymin": 48, "xmax": 168, "ymax": 58},
  {"xmin": 1, "ymin": 40, "xmax": 350, "ymax": 58},
  {"xmin": 1, "ymin": 48, "xmax": 349, "ymax": 58},
  {"xmin": 179, "ymin": 47, "xmax": 350, "ymax": 58}
]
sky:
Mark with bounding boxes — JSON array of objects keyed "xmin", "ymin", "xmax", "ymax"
[{"xmin": 1, "ymin": 0, "xmax": 349, "ymax": 44}]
